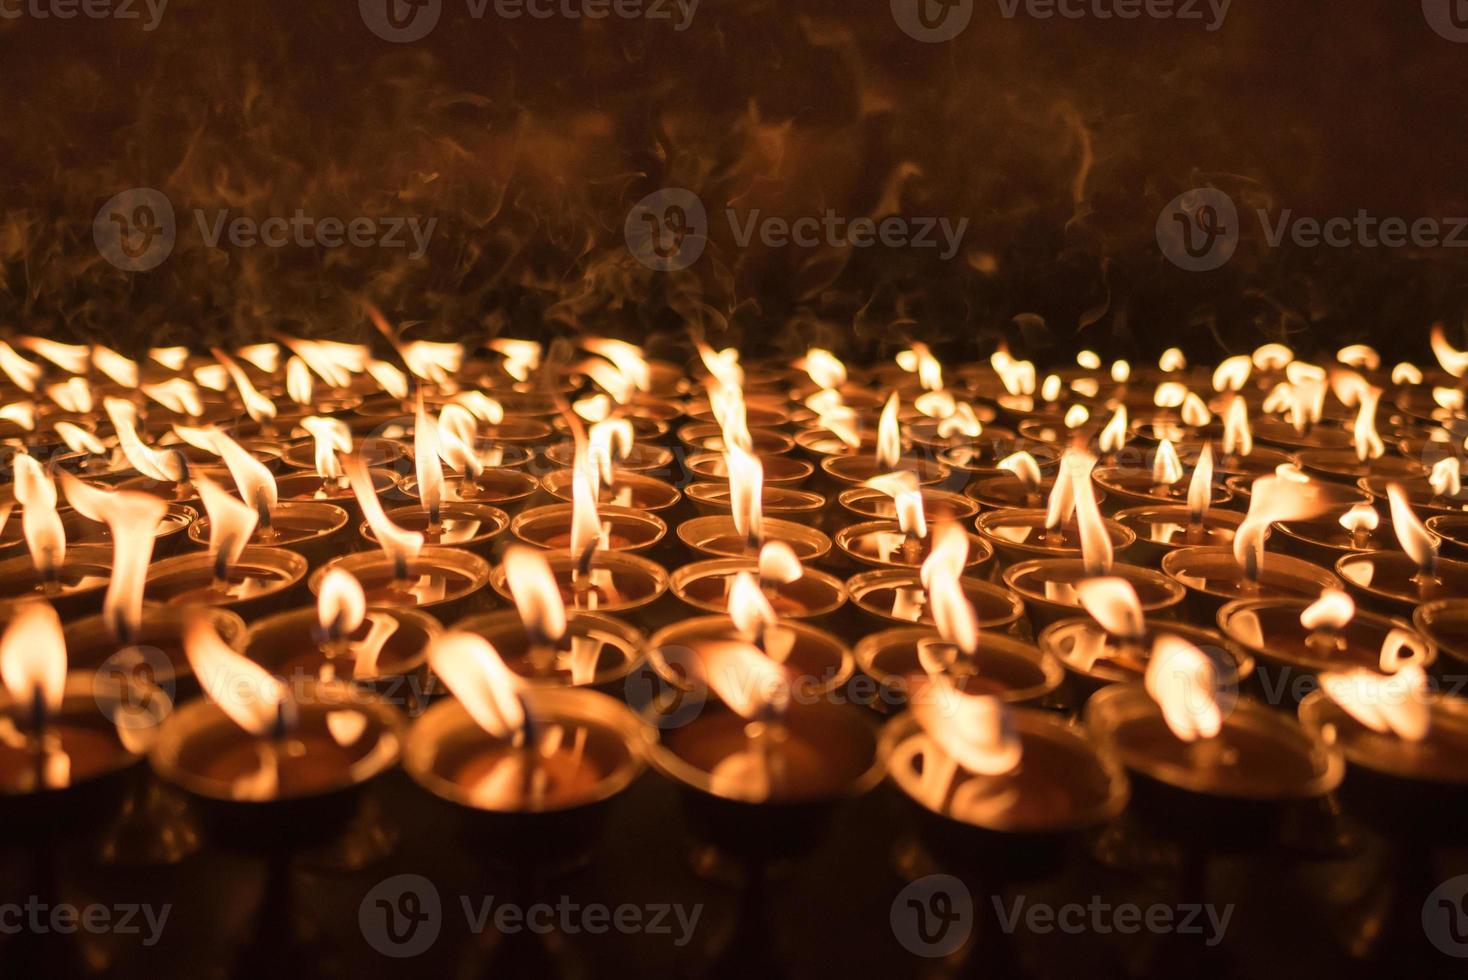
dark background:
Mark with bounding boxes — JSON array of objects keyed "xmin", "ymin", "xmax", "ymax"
[{"xmin": 3, "ymin": 0, "xmax": 1468, "ymax": 365}]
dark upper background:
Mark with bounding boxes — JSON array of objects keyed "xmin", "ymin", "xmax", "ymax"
[{"xmin": 2, "ymin": 0, "xmax": 1467, "ymax": 368}]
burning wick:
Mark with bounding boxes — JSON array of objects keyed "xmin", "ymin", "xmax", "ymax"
[
  {"xmin": 504, "ymin": 546, "xmax": 602, "ymax": 684},
  {"xmin": 998, "ymin": 451, "xmax": 1043, "ymax": 508},
  {"xmin": 864, "ymin": 470, "xmax": 927, "ymax": 565},
  {"xmin": 1339, "ymin": 503, "xmax": 1379, "ymax": 551},
  {"xmin": 1, "ymin": 603, "xmax": 71, "ymax": 791},
  {"xmin": 1301, "ymin": 588, "xmax": 1354, "ymax": 659},
  {"xmin": 316, "ymin": 568, "xmax": 367, "ymax": 664},
  {"xmin": 1387, "ymin": 483, "xmax": 1440, "ymax": 596},
  {"xmin": 1076, "ymin": 577, "xmax": 1149, "ymax": 673},
  {"xmin": 1186, "ymin": 443, "xmax": 1215, "ymax": 544}
]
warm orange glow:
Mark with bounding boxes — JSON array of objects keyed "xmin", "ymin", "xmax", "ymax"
[
  {"xmin": 578, "ymin": 357, "xmax": 638, "ymax": 405},
  {"xmin": 0, "ymin": 342, "xmax": 41, "ymax": 392},
  {"xmin": 1339, "ymin": 503, "xmax": 1380, "ymax": 535},
  {"xmin": 1188, "ymin": 443, "xmax": 1215, "ymax": 523},
  {"xmin": 1387, "ymin": 483, "xmax": 1438, "ymax": 572},
  {"xmin": 1078, "ymin": 350, "xmax": 1102, "ymax": 370},
  {"xmin": 149, "ymin": 346, "xmax": 190, "ymax": 371},
  {"xmin": 795, "ymin": 348, "xmax": 846, "ymax": 390},
  {"xmin": 1235, "ymin": 474, "xmax": 1330, "ymax": 580},
  {"xmin": 1301, "ymin": 588, "xmax": 1355, "ymax": 632},
  {"xmin": 504, "ymin": 545, "xmax": 569, "ymax": 645},
  {"xmin": 728, "ymin": 571, "xmax": 778, "ymax": 640},
  {"xmin": 1337, "ymin": 344, "xmax": 1380, "ymax": 371},
  {"xmin": 920, "ymin": 522, "xmax": 969, "ymax": 591},
  {"xmin": 1160, "ymin": 348, "xmax": 1187, "ymax": 372},
  {"xmin": 106, "ymin": 397, "xmax": 184, "ymax": 482},
  {"xmin": 301, "ymin": 416, "xmax": 352, "ymax": 483},
  {"xmin": 1154, "ymin": 381, "xmax": 1187, "ymax": 408},
  {"xmin": 236, "ymin": 343, "xmax": 282, "ymax": 374},
  {"xmin": 449, "ymin": 391, "xmax": 505, "ymax": 424},
  {"xmin": 583, "ymin": 338, "xmax": 651, "ymax": 394},
  {"xmin": 864, "ymin": 471, "xmax": 927, "ymax": 539},
  {"xmin": 1180, "ymin": 392, "xmax": 1211, "ymax": 428},
  {"xmin": 990, "ymin": 349, "xmax": 1036, "ymax": 396},
  {"xmin": 367, "ymin": 359, "xmax": 409, "ymax": 400},
  {"xmin": 1319, "ymin": 664, "xmax": 1430, "ymax": 742},
  {"xmin": 18, "ymin": 337, "xmax": 90, "ymax": 374},
  {"xmin": 897, "ymin": 343, "xmax": 943, "ymax": 391},
  {"xmin": 1430, "ymin": 457, "xmax": 1462, "ymax": 499},
  {"xmin": 45, "ymin": 378, "xmax": 93, "ymax": 414},
  {"xmin": 806, "ymin": 389, "xmax": 861, "ymax": 448},
  {"xmin": 1145, "ymin": 634, "xmax": 1221, "ymax": 741},
  {"xmin": 414, "ymin": 394, "xmax": 446, "ymax": 523},
  {"xmin": 1212, "ymin": 355, "xmax": 1252, "ymax": 392},
  {"xmin": 0, "ymin": 401, "xmax": 36, "ymax": 432},
  {"xmin": 317, "ymin": 568, "xmax": 367, "ymax": 642},
  {"xmin": 400, "ymin": 341, "xmax": 463, "ymax": 388},
  {"xmin": 213, "ymin": 348, "xmax": 276, "ymax": 423},
  {"xmin": 0, "ymin": 602, "xmax": 66, "ymax": 722},
  {"xmin": 59, "ymin": 472, "xmax": 166, "ymax": 642},
  {"xmin": 1099, "ymin": 406, "xmax": 1128, "ymax": 454},
  {"xmin": 1392, "ymin": 362, "xmax": 1423, "ymax": 385},
  {"xmin": 1044, "ymin": 455, "xmax": 1077, "ymax": 531},
  {"xmin": 14, "ymin": 454, "xmax": 65, "ymax": 579},
  {"xmin": 1254, "ymin": 343, "xmax": 1295, "ymax": 371},
  {"xmin": 1152, "ymin": 440, "xmax": 1184, "ymax": 487},
  {"xmin": 569, "ymin": 443, "xmax": 604, "ymax": 563},
  {"xmin": 1070, "ymin": 452, "xmax": 1112, "ymax": 575},
  {"xmin": 1431, "ymin": 323, "xmax": 1468, "ymax": 378},
  {"xmin": 214, "ymin": 432, "xmax": 278, "ymax": 528},
  {"xmin": 487, "ymin": 338, "xmax": 542, "ymax": 383},
  {"xmin": 350, "ymin": 453, "xmax": 424, "ymax": 575},
  {"xmin": 910, "ymin": 676, "xmax": 1022, "ymax": 776},
  {"xmin": 1043, "ymin": 374, "xmax": 1064, "ymax": 403},
  {"xmin": 587, "ymin": 418, "xmax": 634, "ymax": 489},
  {"xmin": 1076, "ymin": 577, "xmax": 1145, "ymax": 639},
  {"xmin": 1111, "ymin": 360, "xmax": 1131, "ymax": 383},
  {"xmin": 725, "ymin": 442, "xmax": 764, "ymax": 547},
  {"xmin": 437, "ymin": 404, "xmax": 485, "ymax": 480},
  {"xmin": 186, "ymin": 614, "xmax": 289, "ymax": 737},
  {"xmin": 697, "ymin": 342, "xmax": 745, "ymax": 391},
  {"xmin": 54, "ymin": 422, "xmax": 106, "ymax": 456},
  {"xmin": 195, "ymin": 475, "xmax": 259, "ymax": 574},
  {"xmin": 285, "ymin": 356, "xmax": 314, "ymax": 405},
  {"xmin": 141, "ymin": 378, "xmax": 204, "ymax": 417},
  {"xmin": 1063, "ymin": 404, "xmax": 1090, "ymax": 429},
  {"xmin": 1352, "ymin": 385, "xmax": 1385, "ymax": 462},
  {"xmin": 875, "ymin": 393, "xmax": 903, "ymax": 468},
  {"xmin": 757, "ymin": 541, "xmax": 803, "ymax": 585},
  {"xmin": 998, "ymin": 451, "xmax": 1042, "ymax": 492},
  {"xmin": 935, "ymin": 400, "xmax": 982, "ymax": 439},
  {"xmin": 690, "ymin": 639, "xmax": 789, "ymax": 721},
  {"xmin": 1222, "ymin": 396, "xmax": 1253, "ymax": 457},
  {"xmin": 193, "ymin": 364, "xmax": 228, "ymax": 391},
  {"xmin": 92, "ymin": 346, "xmax": 139, "ymax": 388},
  {"xmin": 922, "ymin": 526, "xmax": 977, "ymax": 656},
  {"xmin": 427, "ymin": 632, "xmax": 526, "ymax": 738}
]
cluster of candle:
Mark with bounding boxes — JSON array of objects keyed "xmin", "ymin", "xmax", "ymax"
[{"xmin": 1, "ymin": 324, "xmax": 1467, "ymax": 901}]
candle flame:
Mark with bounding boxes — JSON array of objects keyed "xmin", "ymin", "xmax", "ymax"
[
  {"xmin": 141, "ymin": 378, "xmax": 204, "ymax": 417},
  {"xmin": 105, "ymin": 397, "xmax": 183, "ymax": 483},
  {"xmin": 213, "ymin": 348, "xmax": 276, "ymax": 423},
  {"xmin": 301, "ymin": 416, "xmax": 352, "ymax": 482},
  {"xmin": 578, "ymin": 357, "xmax": 639, "ymax": 405},
  {"xmin": 317, "ymin": 568, "xmax": 367, "ymax": 642},
  {"xmin": 186, "ymin": 614, "xmax": 289, "ymax": 738},
  {"xmin": 427, "ymin": 632, "xmax": 525, "ymax": 738},
  {"xmin": 688, "ymin": 640, "xmax": 789, "ymax": 721},
  {"xmin": 1188, "ymin": 443, "xmax": 1215, "ymax": 523},
  {"xmin": 1339, "ymin": 503, "xmax": 1380, "ymax": 534},
  {"xmin": 149, "ymin": 346, "xmax": 190, "ymax": 371},
  {"xmin": 414, "ymin": 393, "xmax": 445, "ymax": 522},
  {"xmin": 55, "ymin": 422, "xmax": 106, "ymax": 456},
  {"xmin": 587, "ymin": 418, "xmax": 633, "ymax": 488},
  {"xmin": 569, "ymin": 443, "xmax": 603, "ymax": 565},
  {"xmin": 1352, "ymin": 386, "xmax": 1385, "ymax": 462},
  {"xmin": 1222, "ymin": 396, "xmax": 1253, "ymax": 457},
  {"xmin": 1078, "ymin": 350, "xmax": 1102, "ymax": 370},
  {"xmin": 1145, "ymin": 634, "xmax": 1222, "ymax": 742},
  {"xmin": 487, "ymin": 338, "xmax": 542, "ymax": 382},
  {"xmin": 897, "ymin": 343, "xmax": 944, "ymax": 391},
  {"xmin": 1152, "ymin": 440, "xmax": 1184, "ymax": 487},
  {"xmin": 1099, "ymin": 406, "xmax": 1128, "ymax": 454},
  {"xmin": 437, "ymin": 404, "xmax": 484, "ymax": 478},
  {"xmin": 0, "ymin": 342, "xmax": 41, "ymax": 392},
  {"xmin": 795, "ymin": 348, "xmax": 846, "ymax": 390},
  {"xmin": 1044, "ymin": 454, "xmax": 1077, "ymax": 530},
  {"xmin": 14, "ymin": 454, "xmax": 65, "ymax": 579},
  {"xmin": 935, "ymin": 401, "xmax": 982, "ymax": 439},
  {"xmin": 990, "ymin": 350, "xmax": 1036, "ymax": 396},
  {"xmin": 1071, "ymin": 452, "xmax": 1112, "ymax": 575},
  {"xmin": 725, "ymin": 442, "xmax": 764, "ymax": 548},
  {"xmin": 193, "ymin": 364, "xmax": 229, "ymax": 392},
  {"xmin": 1111, "ymin": 360, "xmax": 1131, "ymax": 383},
  {"xmin": 1235, "ymin": 475, "xmax": 1331, "ymax": 580},
  {"xmin": 400, "ymin": 341, "xmax": 463, "ymax": 388},
  {"xmin": 0, "ymin": 401, "xmax": 36, "ymax": 432},
  {"xmin": 1431, "ymin": 457, "xmax": 1462, "ymax": 499},
  {"xmin": 1180, "ymin": 392, "xmax": 1211, "ymax": 428},
  {"xmin": 911, "ymin": 676, "xmax": 1022, "ymax": 776},
  {"xmin": 757, "ymin": 541, "xmax": 803, "ymax": 585},
  {"xmin": 19, "ymin": 337, "xmax": 90, "ymax": 373},
  {"xmin": 1076, "ymin": 577, "xmax": 1145, "ymax": 640},
  {"xmin": 1212, "ymin": 355, "xmax": 1252, "ymax": 392},
  {"xmin": 1318, "ymin": 664, "xmax": 1430, "ymax": 742},
  {"xmin": 449, "ymin": 391, "xmax": 504, "ymax": 424},
  {"xmin": 1153, "ymin": 382, "xmax": 1187, "ymax": 408},
  {"xmin": 865, "ymin": 471, "xmax": 927, "ymax": 539},
  {"xmin": 1387, "ymin": 483, "xmax": 1438, "ymax": 572},
  {"xmin": 728, "ymin": 571, "xmax": 778, "ymax": 640},
  {"xmin": 582, "ymin": 338, "xmax": 651, "ymax": 393},
  {"xmin": 89, "ymin": 346, "xmax": 137, "ymax": 388},
  {"xmin": 349, "ymin": 452, "xmax": 423, "ymax": 574},
  {"xmin": 58, "ymin": 472, "xmax": 165, "ymax": 642},
  {"xmin": 1063, "ymin": 404, "xmax": 1090, "ymax": 429},
  {"xmin": 1254, "ymin": 343, "xmax": 1295, "ymax": 371},
  {"xmin": 503, "ymin": 545, "xmax": 568, "ymax": 646},
  {"xmin": 924, "ymin": 526, "xmax": 977, "ymax": 656},
  {"xmin": 1392, "ymin": 362, "xmax": 1423, "ymax": 385},
  {"xmin": 876, "ymin": 393, "xmax": 902, "ymax": 468},
  {"xmin": 0, "ymin": 602, "xmax": 66, "ymax": 721},
  {"xmin": 195, "ymin": 476, "xmax": 258, "ymax": 575},
  {"xmin": 366, "ymin": 360, "xmax": 409, "ymax": 400},
  {"xmin": 214, "ymin": 433, "xmax": 278, "ymax": 526},
  {"xmin": 1337, "ymin": 344, "xmax": 1380, "ymax": 371},
  {"xmin": 1160, "ymin": 348, "xmax": 1187, "ymax": 372},
  {"xmin": 1431, "ymin": 323, "xmax": 1468, "ymax": 378},
  {"xmin": 998, "ymin": 451, "xmax": 1042, "ymax": 491},
  {"xmin": 1301, "ymin": 588, "xmax": 1355, "ymax": 632},
  {"xmin": 236, "ymin": 343, "xmax": 282, "ymax": 373},
  {"xmin": 285, "ymin": 356, "xmax": 314, "ymax": 406},
  {"xmin": 45, "ymin": 378, "xmax": 93, "ymax": 414},
  {"xmin": 1040, "ymin": 374, "xmax": 1063, "ymax": 403}
]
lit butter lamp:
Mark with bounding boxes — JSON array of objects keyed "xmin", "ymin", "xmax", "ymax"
[
  {"xmin": 274, "ymin": 416, "xmax": 405, "ymax": 515},
  {"xmin": 881, "ymin": 680, "xmax": 1128, "ymax": 879},
  {"xmin": 975, "ymin": 450, "xmax": 1135, "ymax": 568},
  {"xmin": 54, "ymin": 472, "xmax": 245, "ymax": 694},
  {"xmin": 649, "ymin": 567, "xmax": 854, "ymax": 703},
  {"xmin": 1163, "ymin": 471, "xmax": 1344, "ymax": 617},
  {"xmin": 960, "ymin": 449, "xmax": 1064, "ymax": 509},
  {"xmin": 671, "ymin": 541, "xmax": 847, "ymax": 622},
  {"xmin": 835, "ymin": 470, "xmax": 993, "ymax": 571},
  {"xmin": 1335, "ymin": 483, "xmax": 1468, "ymax": 616},
  {"xmin": 149, "ymin": 615, "xmax": 404, "ymax": 850},
  {"xmin": 145, "ymin": 477, "xmax": 307, "ymax": 618},
  {"xmin": 513, "ymin": 434, "xmax": 666, "ymax": 555},
  {"xmin": 455, "ymin": 546, "xmax": 645, "ymax": 692},
  {"xmin": 644, "ymin": 640, "xmax": 883, "ymax": 872},
  {"xmin": 542, "ymin": 397, "xmax": 681, "ymax": 513},
  {"xmin": 817, "ymin": 393, "xmax": 948, "ymax": 488},
  {"xmin": 1220, "ymin": 588, "xmax": 1432, "ymax": 707},
  {"xmin": 1093, "ymin": 438, "xmax": 1233, "ymax": 514},
  {"xmin": 403, "ymin": 631, "xmax": 649, "ymax": 869},
  {"xmin": 107, "ymin": 396, "xmax": 220, "ymax": 505},
  {"xmin": 1086, "ymin": 636, "xmax": 1343, "ymax": 855},
  {"xmin": 1248, "ymin": 366, "xmax": 1354, "ymax": 451},
  {"xmin": 1003, "ymin": 452, "xmax": 1183, "ymax": 628},
  {"xmin": 246, "ymin": 568, "xmax": 440, "ymax": 704},
  {"xmin": 1198, "ymin": 395, "xmax": 1296, "ymax": 479},
  {"xmin": 182, "ymin": 429, "xmax": 349, "ymax": 564},
  {"xmin": 1114, "ymin": 443, "xmax": 1244, "ymax": 561},
  {"xmin": 313, "ymin": 454, "xmax": 490, "ymax": 621},
  {"xmin": 394, "ymin": 397, "xmax": 540, "ymax": 511},
  {"xmin": 854, "ymin": 527, "xmax": 1063, "ymax": 713},
  {"xmin": 678, "ymin": 442, "xmax": 831, "ymax": 561},
  {"xmin": 1040, "ymin": 576, "xmax": 1254, "ymax": 702},
  {"xmin": 359, "ymin": 396, "xmax": 508, "ymax": 558},
  {"xmin": 845, "ymin": 564, "xmax": 1026, "ymax": 634},
  {"xmin": 0, "ymin": 602, "xmax": 167, "ymax": 827},
  {"xmin": 1296, "ymin": 380, "xmax": 1427, "ymax": 483},
  {"xmin": 0, "ymin": 456, "xmax": 112, "ymax": 619},
  {"xmin": 1274, "ymin": 501, "xmax": 1397, "ymax": 565},
  {"xmin": 1361, "ymin": 455, "xmax": 1468, "ymax": 516}
]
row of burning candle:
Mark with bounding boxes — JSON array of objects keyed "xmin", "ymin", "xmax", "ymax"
[{"xmin": 0, "ymin": 326, "xmax": 1466, "ymax": 868}]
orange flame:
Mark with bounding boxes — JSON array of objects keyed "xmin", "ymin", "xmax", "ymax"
[
  {"xmin": 1160, "ymin": 348, "xmax": 1187, "ymax": 372},
  {"xmin": 876, "ymin": 393, "xmax": 902, "ymax": 469},
  {"xmin": 317, "ymin": 568, "xmax": 367, "ymax": 642},
  {"xmin": 1154, "ymin": 382, "xmax": 1187, "ymax": 408},
  {"xmin": 0, "ymin": 602, "xmax": 66, "ymax": 723},
  {"xmin": 186, "ymin": 614, "xmax": 289, "ymax": 737},
  {"xmin": 141, "ymin": 378, "xmax": 204, "ymax": 417},
  {"xmin": 487, "ymin": 338, "xmax": 542, "ymax": 383},
  {"xmin": 1040, "ymin": 374, "xmax": 1062, "ymax": 402},
  {"xmin": 920, "ymin": 522, "xmax": 970, "ymax": 591},
  {"xmin": 1212, "ymin": 355, "xmax": 1252, "ymax": 392},
  {"xmin": 1339, "ymin": 503, "xmax": 1380, "ymax": 535},
  {"xmin": 1076, "ymin": 577, "xmax": 1145, "ymax": 639},
  {"xmin": 92, "ymin": 346, "xmax": 139, "ymax": 388},
  {"xmin": 1319, "ymin": 664, "xmax": 1430, "ymax": 742},
  {"xmin": 1044, "ymin": 455, "xmax": 1077, "ymax": 530},
  {"xmin": 0, "ymin": 342, "xmax": 41, "ymax": 393},
  {"xmin": 1338, "ymin": 345, "xmax": 1380, "ymax": 371},
  {"xmin": 991, "ymin": 350, "xmax": 1036, "ymax": 396},
  {"xmin": 1430, "ymin": 457, "xmax": 1462, "ymax": 499},
  {"xmin": 1145, "ymin": 634, "xmax": 1222, "ymax": 741},
  {"xmin": 449, "ymin": 391, "xmax": 504, "ymax": 424},
  {"xmin": 1352, "ymin": 386, "xmax": 1385, "ymax": 462},
  {"xmin": 757, "ymin": 541, "xmax": 803, "ymax": 585},
  {"xmin": 18, "ymin": 337, "xmax": 90, "ymax": 373},
  {"xmin": 1387, "ymin": 483, "xmax": 1438, "ymax": 572},
  {"xmin": 215, "ymin": 433, "xmax": 278, "ymax": 529},
  {"xmin": 1180, "ymin": 392, "xmax": 1211, "ymax": 427},
  {"xmin": 910, "ymin": 676, "xmax": 1022, "ymax": 776},
  {"xmin": 366, "ymin": 360, "xmax": 409, "ymax": 400},
  {"xmin": 54, "ymin": 422, "xmax": 106, "ymax": 456},
  {"xmin": 998, "ymin": 452, "xmax": 1042, "ymax": 492},
  {"xmin": 725, "ymin": 442, "xmax": 764, "ymax": 547},
  {"xmin": 1301, "ymin": 588, "xmax": 1355, "ymax": 632},
  {"xmin": 45, "ymin": 378, "xmax": 93, "ymax": 414},
  {"xmin": 1430, "ymin": 323, "xmax": 1468, "ymax": 378},
  {"xmin": 935, "ymin": 401, "xmax": 982, "ymax": 439},
  {"xmin": 194, "ymin": 476, "xmax": 258, "ymax": 574},
  {"xmin": 897, "ymin": 343, "xmax": 944, "ymax": 391},
  {"xmin": 1152, "ymin": 440, "xmax": 1184, "ymax": 487},
  {"xmin": 569, "ymin": 443, "xmax": 604, "ymax": 565},
  {"xmin": 583, "ymin": 338, "xmax": 651, "ymax": 394},
  {"xmin": 1063, "ymin": 404, "xmax": 1090, "ymax": 429},
  {"xmin": 1069, "ymin": 452, "xmax": 1111, "ymax": 575},
  {"xmin": 1254, "ymin": 343, "xmax": 1295, "ymax": 370},
  {"xmin": 1099, "ymin": 406, "xmax": 1128, "ymax": 454},
  {"xmin": 301, "ymin": 416, "xmax": 352, "ymax": 482},
  {"xmin": 1234, "ymin": 474, "xmax": 1330, "ymax": 580},
  {"xmin": 106, "ymin": 397, "xmax": 183, "ymax": 482},
  {"xmin": 213, "ymin": 348, "xmax": 276, "ymax": 423},
  {"xmin": 587, "ymin": 418, "xmax": 634, "ymax": 489},
  {"xmin": 1222, "ymin": 396, "xmax": 1253, "ymax": 457},
  {"xmin": 689, "ymin": 640, "xmax": 789, "ymax": 721},
  {"xmin": 438, "ymin": 404, "xmax": 485, "ymax": 479},
  {"xmin": 285, "ymin": 356, "xmax": 314, "ymax": 406},
  {"xmin": 728, "ymin": 571, "xmax": 778, "ymax": 640},
  {"xmin": 414, "ymin": 393, "xmax": 445, "ymax": 524},
  {"xmin": 795, "ymin": 348, "xmax": 846, "ymax": 389},
  {"xmin": 58, "ymin": 472, "xmax": 166, "ymax": 642},
  {"xmin": 14, "ymin": 454, "xmax": 65, "ymax": 579},
  {"xmin": 350, "ymin": 454, "xmax": 424, "ymax": 575},
  {"xmin": 923, "ymin": 527, "xmax": 977, "ymax": 655},
  {"xmin": 236, "ymin": 343, "xmax": 282, "ymax": 374},
  {"xmin": 1392, "ymin": 362, "xmax": 1424, "ymax": 385},
  {"xmin": 864, "ymin": 471, "xmax": 926, "ymax": 538},
  {"xmin": 1188, "ymin": 443, "xmax": 1215, "ymax": 523},
  {"xmin": 504, "ymin": 545, "xmax": 569, "ymax": 646},
  {"xmin": 427, "ymin": 632, "xmax": 526, "ymax": 738},
  {"xmin": 400, "ymin": 341, "xmax": 463, "ymax": 388},
  {"xmin": 149, "ymin": 346, "xmax": 190, "ymax": 371}
]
